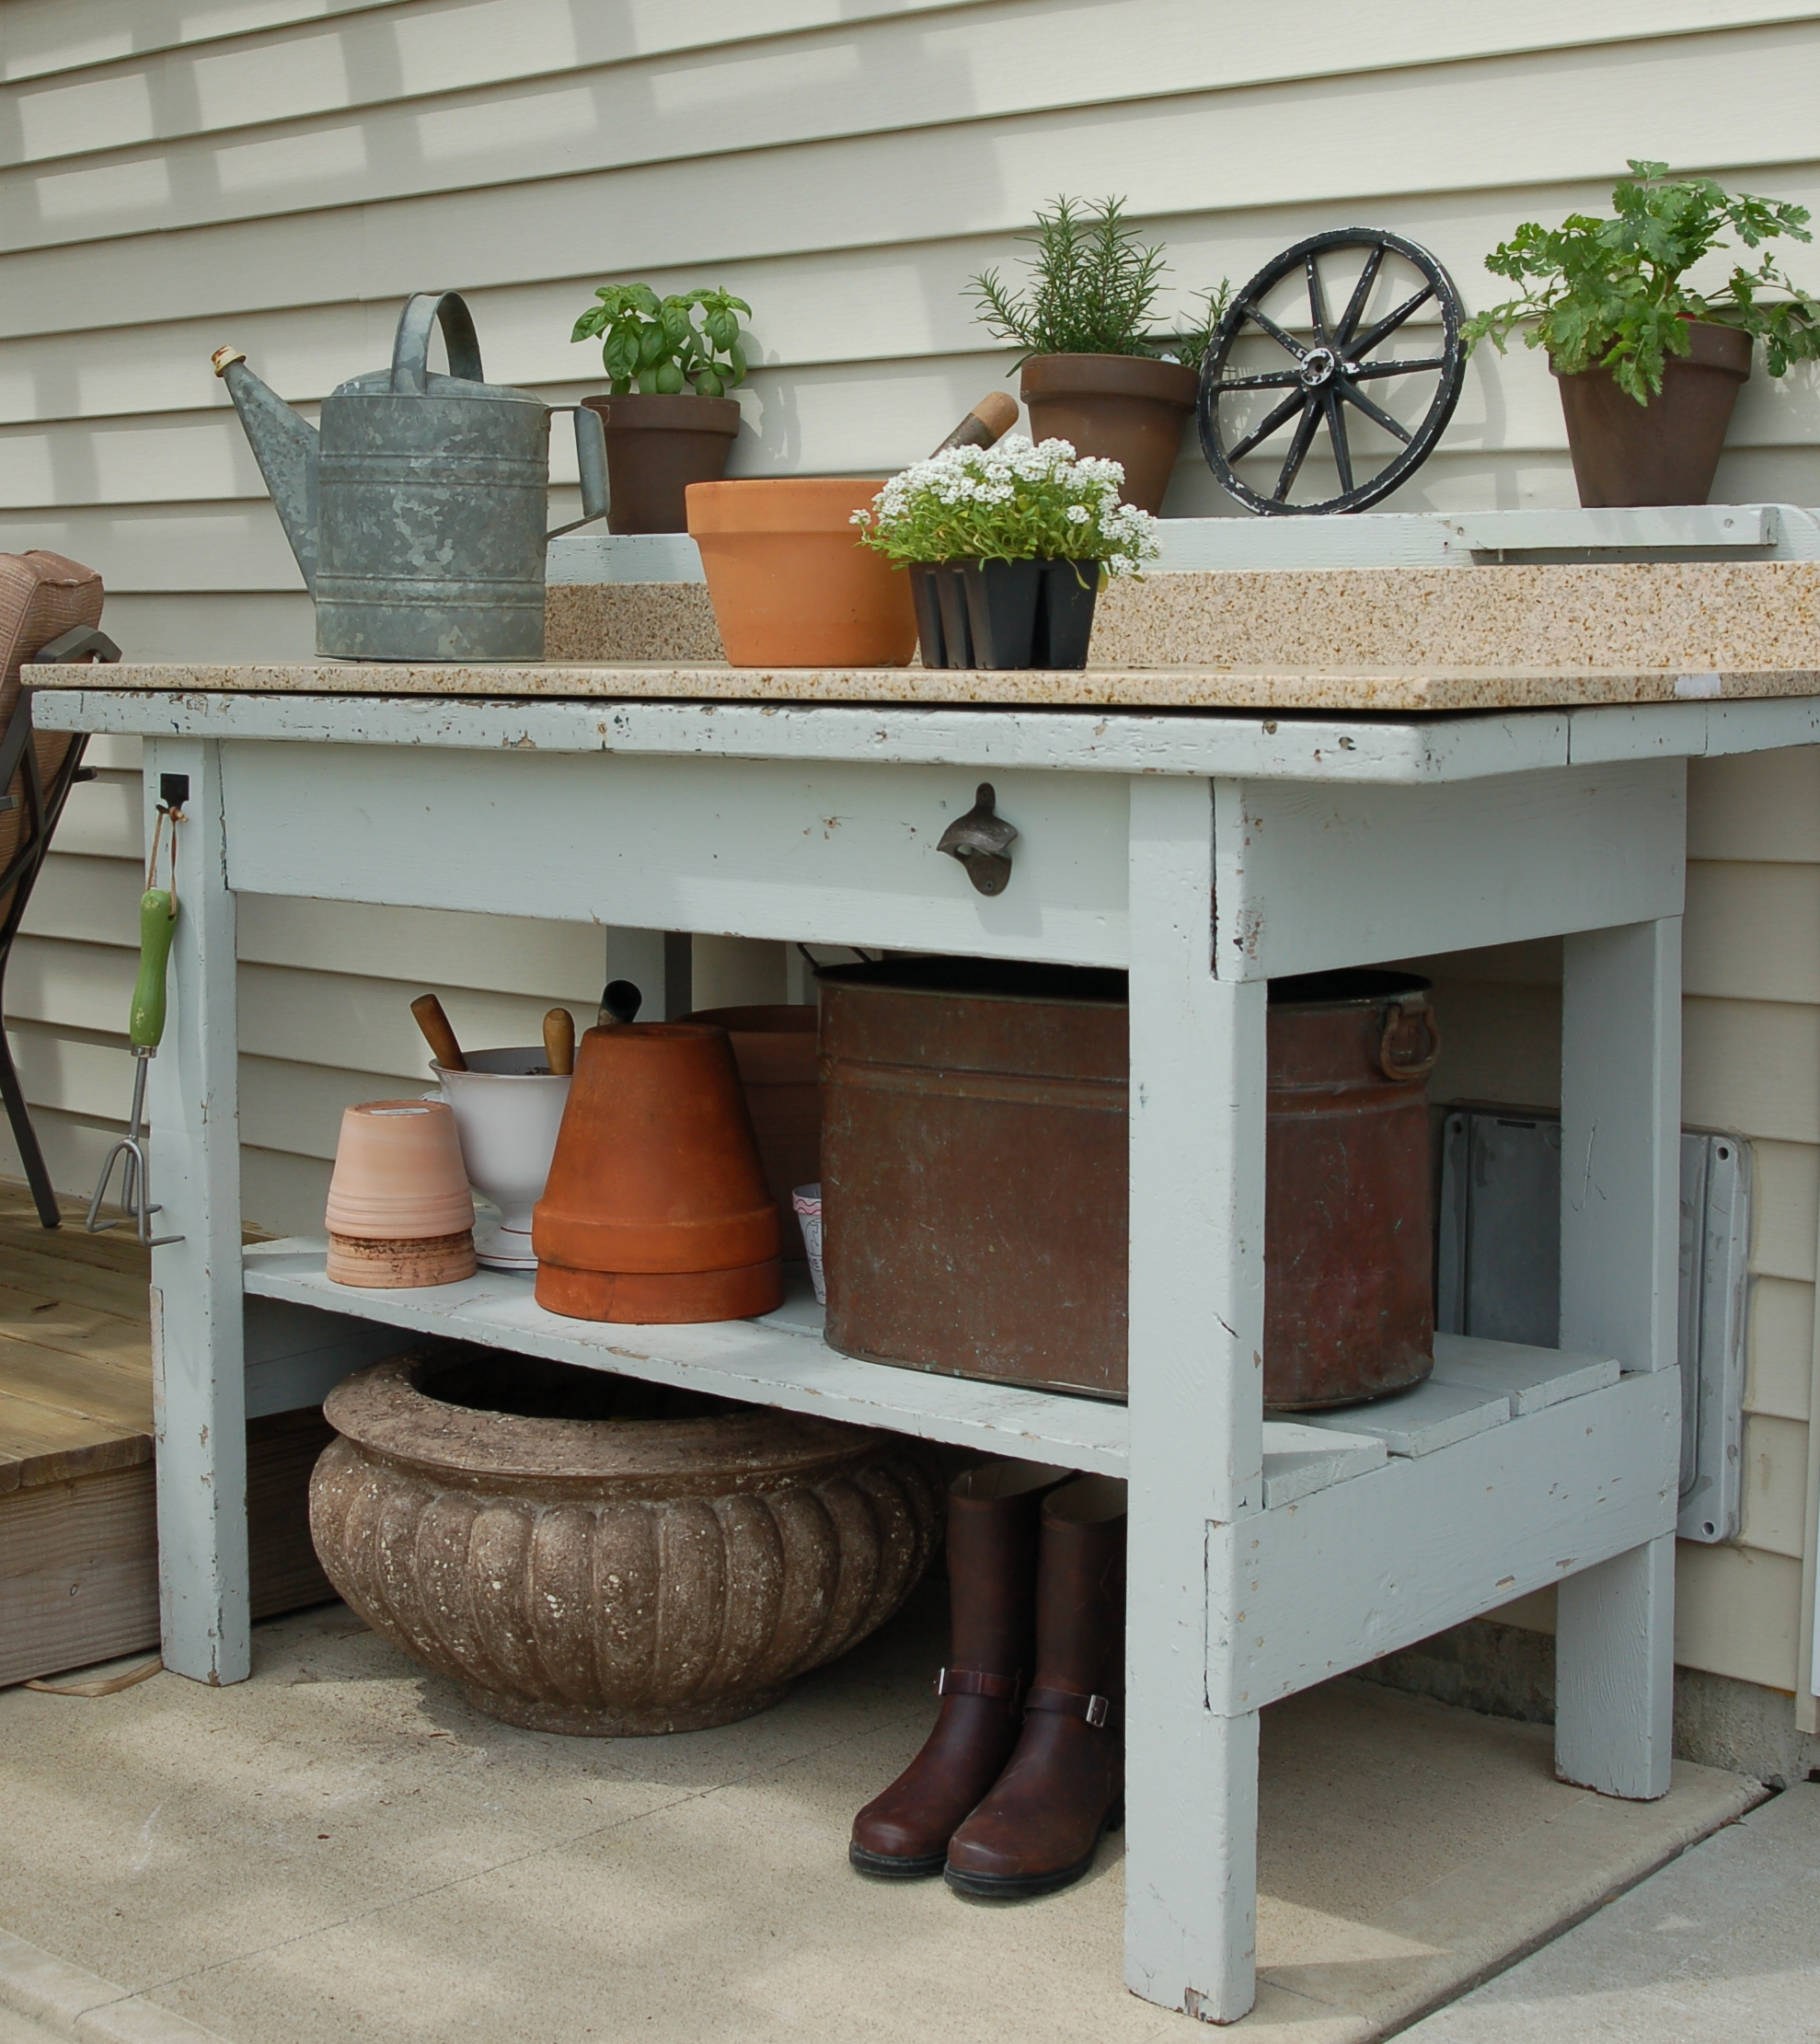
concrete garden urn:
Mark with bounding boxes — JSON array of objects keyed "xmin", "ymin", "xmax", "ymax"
[{"xmin": 309, "ymin": 1345, "xmax": 943, "ymax": 1735}]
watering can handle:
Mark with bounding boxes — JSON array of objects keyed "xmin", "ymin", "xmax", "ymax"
[
  {"xmin": 390, "ymin": 292, "xmax": 485, "ymax": 395},
  {"xmin": 547, "ymin": 405, "xmax": 611, "ymax": 538}
]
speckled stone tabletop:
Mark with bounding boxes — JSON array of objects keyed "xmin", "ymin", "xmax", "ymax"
[
  {"xmin": 91, "ymin": 659, "xmax": 1820, "ymax": 711},
  {"xmin": 90, "ymin": 560, "xmax": 1820, "ymax": 710}
]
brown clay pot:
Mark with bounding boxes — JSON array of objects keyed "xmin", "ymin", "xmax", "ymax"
[
  {"xmin": 681, "ymin": 1003, "xmax": 820, "ymax": 1260},
  {"xmin": 309, "ymin": 1345, "xmax": 944, "ymax": 1734},
  {"xmin": 1553, "ymin": 319, "xmax": 1752, "ymax": 507},
  {"xmin": 1019, "ymin": 352, "xmax": 1198, "ymax": 514},
  {"xmin": 582, "ymin": 393, "xmax": 742, "ymax": 534},
  {"xmin": 325, "ymin": 1100, "xmax": 476, "ymax": 1288},
  {"xmin": 685, "ymin": 478, "xmax": 917, "ymax": 666},
  {"xmin": 533, "ymin": 1022, "xmax": 783, "ymax": 1323}
]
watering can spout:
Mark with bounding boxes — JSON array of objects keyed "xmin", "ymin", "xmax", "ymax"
[{"xmin": 213, "ymin": 347, "xmax": 319, "ymax": 594}]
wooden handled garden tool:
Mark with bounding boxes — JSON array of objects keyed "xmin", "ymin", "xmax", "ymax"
[{"xmin": 86, "ymin": 779, "xmax": 187, "ymax": 1245}]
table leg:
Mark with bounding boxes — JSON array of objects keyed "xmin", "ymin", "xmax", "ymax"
[
  {"xmin": 1124, "ymin": 778, "xmax": 1267, "ymax": 2021},
  {"xmin": 144, "ymin": 736, "xmax": 249, "ymax": 1685},
  {"xmin": 1555, "ymin": 917, "xmax": 1681, "ymax": 1798}
]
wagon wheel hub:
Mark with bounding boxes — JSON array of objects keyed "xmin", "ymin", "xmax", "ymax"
[{"xmin": 1196, "ymin": 229, "xmax": 1467, "ymax": 516}]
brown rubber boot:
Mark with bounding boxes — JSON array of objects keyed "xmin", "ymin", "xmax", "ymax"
[
  {"xmin": 850, "ymin": 1461, "xmax": 1070, "ymax": 1878},
  {"xmin": 943, "ymin": 1474, "xmax": 1126, "ymax": 1900}
]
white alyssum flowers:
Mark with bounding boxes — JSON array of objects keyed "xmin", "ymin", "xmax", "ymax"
[{"xmin": 853, "ymin": 435, "xmax": 1160, "ymax": 576}]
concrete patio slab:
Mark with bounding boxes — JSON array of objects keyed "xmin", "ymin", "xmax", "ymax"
[
  {"xmin": 1400, "ymin": 1781, "xmax": 1819, "ymax": 2041},
  {"xmin": 0, "ymin": 1589, "xmax": 1762, "ymax": 2044}
]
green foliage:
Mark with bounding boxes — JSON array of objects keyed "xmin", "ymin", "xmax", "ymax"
[
  {"xmin": 570, "ymin": 283, "xmax": 751, "ymax": 397},
  {"xmin": 1166, "ymin": 281, "xmax": 1234, "ymax": 372},
  {"xmin": 968, "ymin": 195, "xmax": 1169, "ymax": 358},
  {"xmin": 1465, "ymin": 160, "xmax": 1820, "ymax": 403}
]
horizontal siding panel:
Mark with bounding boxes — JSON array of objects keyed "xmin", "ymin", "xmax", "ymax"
[
  {"xmin": 3, "ymin": 932, "xmax": 134, "ymax": 1034},
  {"xmin": 1747, "ymin": 1140, "xmax": 1816, "ymax": 1284},
  {"xmin": 1738, "ymin": 1412, "xmax": 1811, "ymax": 1559},
  {"xmin": 241, "ymin": 1141, "xmax": 331, "ymax": 1241},
  {"xmin": 18, "ymin": 853, "xmax": 143, "ymax": 949},
  {"xmin": 9, "ymin": 15, "xmax": 1820, "ymax": 257},
  {"xmin": 1428, "ymin": 977, "xmax": 1560, "ymax": 1113},
  {"xmin": 51, "ymin": 771, "xmax": 141, "ymax": 859},
  {"xmin": 89, "ymin": 592, "xmax": 314, "ymax": 662},
  {"xmin": 236, "ymin": 895, "xmax": 607, "ymax": 997},
  {"xmin": 1688, "ymin": 747, "xmax": 1820, "ymax": 863},
  {"xmin": 1683, "ymin": 997, "xmax": 1820, "ymax": 1144},
  {"xmin": 1685, "ymin": 862, "xmax": 1820, "ymax": 1004},
  {"xmin": 239, "ymin": 1052, "xmax": 422, "ymax": 1161},
  {"xmin": 0, "ymin": 2, "xmax": 378, "ymax": 84},
  {"xmin": 1747, "ymin": 1276, "xmax": 1814, "ymax": 1421},
  {"xmin": 7, "ymin": 1022, "xmax": 129, "ymax": 1122},
  {"xmin": 1674, "ymin": 1541, "xmax": 1803, "ymax": 1691},
  {"xmin": 237, "ymin": 961, "xmax": 601, "ymax": 1078},
  {"xmin": 0, "ymin": 506, "xmax": 303, "ymax": 592},
  {"xmin": 0, "ymin": 1101, "xmax": 139, "ymax": 1209}
]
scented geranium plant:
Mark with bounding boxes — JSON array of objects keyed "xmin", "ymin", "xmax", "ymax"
[{"xmin": 852, "ymin": 436, "xmax": 1159, "ymax": 578}]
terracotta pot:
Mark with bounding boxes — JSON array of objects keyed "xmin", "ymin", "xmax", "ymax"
[
  {"xmin": 325, "ymin": 1100, "xmax": 476, "ymax": 1288},
  {"xmin": 309, "ymin": 1345, "xmax": 944, "ymax": 1734},
  {"xmin": 681, "ymin": 1003, "xmax": 820, "ymax": 1260},
  {"xmin": 533, "ymin": 1022, "xmax": 784, "ymax": 1322},
  {"xmin": 430, "ymin": 1047, "xmax": 571, "ymax": 1272},
  {"xmin": 1019, "ymin": 353, "xmax": 1198, "ymax": 514},
  {"xmin": 582, "ymin": 393, "xmax": 742, "ymax": 535},
  {"xmin": 685, "ymin": 478, "xmax": 917, "ymax": 666},
  {"xmin": 1553, "ymin": 319, "xmax": 1752, "ymax": 507}
]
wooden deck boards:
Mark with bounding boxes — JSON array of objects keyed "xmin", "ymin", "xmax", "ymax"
[{"xmin": 0, "ymin": 1189, "xmax": 152, "ymax": 1495}]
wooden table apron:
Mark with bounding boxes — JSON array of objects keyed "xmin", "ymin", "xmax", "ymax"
[{"xmin": 38, "ymin": 686, "xmax": 1758, "ymax": 2026}]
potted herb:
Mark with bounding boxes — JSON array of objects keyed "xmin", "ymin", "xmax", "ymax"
[
  {"xmin": 968, "ymin": 196, "xmax": 1227, "ymax": 514},
  {"xmin": 853, "ymin": 435, "xmax": 1158, "ymax": 669},
  {"xmin": 570, "ymin": 283, "xmax": 751, "ymax": 532},
  {"xmin": 1466, "ymin": 160, "xmax": 1820, "ymax": 506}
]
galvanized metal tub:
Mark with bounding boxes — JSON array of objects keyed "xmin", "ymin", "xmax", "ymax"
[{"xmin": 817, "ymin": 959, "xmax": 1436, "ymax": 1407}]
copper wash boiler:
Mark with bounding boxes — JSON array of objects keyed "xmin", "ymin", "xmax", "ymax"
[{"xmin": 817, "ymin": 960, "xmax": 1438, "ymax": 1408}]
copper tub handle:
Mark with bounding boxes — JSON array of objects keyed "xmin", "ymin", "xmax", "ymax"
[{"xmin": 1377, "ymin": 1002, "xmax": 1440, "ymax": 1082}]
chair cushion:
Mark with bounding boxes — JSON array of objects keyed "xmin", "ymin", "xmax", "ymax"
[{"xmin": 0, "ymin": 551, "xmax": 106, "ymax": 920}]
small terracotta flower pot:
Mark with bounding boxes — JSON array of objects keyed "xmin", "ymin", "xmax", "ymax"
[
  {"xmin": 1553, "ymin": 318, "xmax": 1752, "ymax": 507},
  {"xmin": 582, "ymin": 392, "xmax": 742, "ymax": 535},
  {"xmin": 325, "ymin": 1100, "xmax": 476, "ymax": 1288},
  {"xmin": 1019, "ymin": 352, "xmax": 1198, "ymax": 514},
  {"xmin": 681, "ymin": 1004, "xmax": 820, "ymax": 1260},
  {"xmin": 685, "ymin": 478, "xmax": 917, "ymax": 666},
  {"xmin": 533, "ymin": 1022, "xmax": 783, "ymax": 1323}
]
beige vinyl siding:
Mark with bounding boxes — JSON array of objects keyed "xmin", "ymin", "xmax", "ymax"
[{"xmin": 2, "ymin": 0, "xmax": 1819, "ymax": 1709}]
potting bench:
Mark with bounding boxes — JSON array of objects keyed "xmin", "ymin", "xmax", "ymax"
[{"xmin": 37, "ymin": 668, "xmax": 1820, "ymax": 2025}]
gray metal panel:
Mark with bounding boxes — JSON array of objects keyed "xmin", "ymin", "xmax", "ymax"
[{"xmin": 1434, "ymin": 1108, "xmax": 1748, "ymax": 1543}]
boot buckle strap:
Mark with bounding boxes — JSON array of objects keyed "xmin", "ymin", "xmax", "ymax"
[
  {"xmin": 1026, "ymin": 1683, "xmax": 1112, "ymax": 1727},
  {"xmin": 935, "ymin": 1667, "xmax": 1021, "ymax": 1702}
]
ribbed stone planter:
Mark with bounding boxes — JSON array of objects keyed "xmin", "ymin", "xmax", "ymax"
[{"xmin": 309, "ymin": 1345, "xmax": 943, "ymax": 1735}]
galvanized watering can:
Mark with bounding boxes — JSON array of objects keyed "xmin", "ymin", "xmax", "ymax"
[{"xmin": 213, "ymin": 291, "xmax": 608, "ymax": 662}]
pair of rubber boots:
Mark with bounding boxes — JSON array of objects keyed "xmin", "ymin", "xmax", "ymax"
[{"xmin": 850, "ymin": 1464, "xmax": 1126, "ymax": 1899}]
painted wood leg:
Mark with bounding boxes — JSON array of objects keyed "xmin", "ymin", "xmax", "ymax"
[
  {"xmin": 1555, "ymin": 917, "xmax": 1681, "ymax": 1798},
  {"xmin": 144, "ymin": 737, "xmax": 250, "ymax": 1685},
  {"xmin": 1124, "ymin": 777, "xmax": 1267, "ymax": 2023}
]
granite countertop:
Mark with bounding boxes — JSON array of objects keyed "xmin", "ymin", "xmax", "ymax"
[{"xmin": 90, "ymin": 659, "xmax": 1820, "ymax": 712}]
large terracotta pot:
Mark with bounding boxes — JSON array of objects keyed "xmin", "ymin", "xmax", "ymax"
[
  {"xmin": 533, "ymin": 1022, "xmax": 783, "ymax": 1323},
  {"xmin": 680, "ymin": 1004, "xmax": 820, "ymax": 1260},
  {"xmin": 685, "ymin": 478, "xmax": 917, "ymax": 666},
  {"xmin": 582, "ymin": 393, "xmax": 741, "ymax": 534},
  {"xmin": 1019, "ymin": 352, "xmax": 1198, "ymax": 514},
  {"xmin": 309, "ymin": 1345, "xmax": 944, "ymax": 1734},
  {"xmin": 1553, "ymin": 319, "xmax": 1751, "ymax": 507},
  {"xmin": 325, "ymin": 1099, "xmax": 476, "ymax": 1288}
]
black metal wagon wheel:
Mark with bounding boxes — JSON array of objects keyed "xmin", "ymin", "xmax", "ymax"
[{"xmin": 1197, "ymin": 229, "xmax": 1466, "ymax": 516}]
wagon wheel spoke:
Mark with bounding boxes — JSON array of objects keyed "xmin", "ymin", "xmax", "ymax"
[
  {"xmin": 1335, "ymin": 244, "xmax": 1384, "ymax": 348},
  {"xmin": 1242, "ymin": 301, "xmax": 1308, "ymax": 362},
  {"xmin": 1321, "ymin": 388, "xmax": 1355, "ymax": 496},
  {"xmin": 1350, "ymin": 284, "xmax": 1433, "ymax": 359},
  {"xmin": 1206, "ymin": 369, "xmax": 1304, "ymax": 392},
  {"xmin": 1338, "ymin": 378, "xmax": 1413, "ymax": 445},
  {"xmin": 1272, "ymin": 399, "xmax": 1322, "ymax": 502},
  {"xmin": 1346, "ymin": 354, "xmax": 1448, "ymax": 379},
  {"xmin": 1305, "ymin": 253, "xmax": 1333, "ymax": 345},
  {"xmin": 1227, "ymin": 388, "xmax": 1307, "ymax": 463}
]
